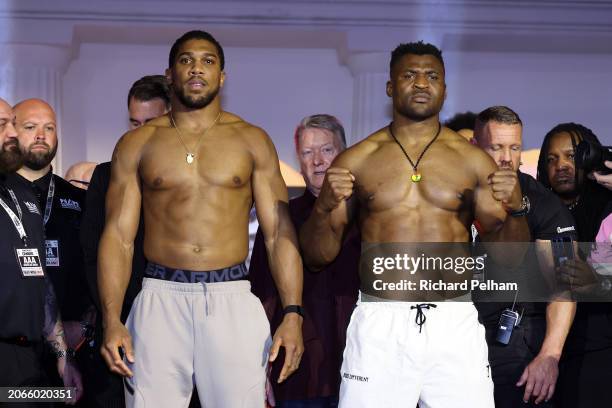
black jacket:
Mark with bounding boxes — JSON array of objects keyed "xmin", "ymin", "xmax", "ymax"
[{"xmin": 80, "ymin": 161, "xmax": 145, "ymax": 323}]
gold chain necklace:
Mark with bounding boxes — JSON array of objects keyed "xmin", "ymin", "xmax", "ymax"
[
  {"xmin": 388, "ymin": 122, "xmax": 442, "ymax": 182},
  {"xmin": 169, "ymin": 111, "xmax": 222, "ymax": 164}
]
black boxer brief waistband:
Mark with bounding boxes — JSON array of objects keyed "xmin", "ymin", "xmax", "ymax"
[{"xmin": 144, "ymin": 261, "xmax": 249, "ymax": 284}]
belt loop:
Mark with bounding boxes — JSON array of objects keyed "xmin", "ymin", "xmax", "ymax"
[{"xmin": 202, "ymin": 282, "xmax": 213, "ymax": 316}]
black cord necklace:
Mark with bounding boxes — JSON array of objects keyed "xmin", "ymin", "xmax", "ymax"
[{"xmin": 388, "ymin": 122, "xmax": 442, "ymax": 182}]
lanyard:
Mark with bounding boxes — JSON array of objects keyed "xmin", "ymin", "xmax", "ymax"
[
  {"xmin": 43, "ymin": 176, "xmax": 55, "ymax": 225},
  {"xmin": 0, "ymin": 188, "xmax": 28, "ymax": 246}
]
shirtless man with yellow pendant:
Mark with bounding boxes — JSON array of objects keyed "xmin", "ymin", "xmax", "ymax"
[
  {"xmin": 300, "ymin": 42, "xmax": 530, "ymax": 408},
  {"xmin": 98, "ymin": 30, "xmax": 304, "ymax": 408}
]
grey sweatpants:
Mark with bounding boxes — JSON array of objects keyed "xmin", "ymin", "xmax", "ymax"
[{"xmin": 124, "ymin": 278, "xmax": 272, "ymax": 408}]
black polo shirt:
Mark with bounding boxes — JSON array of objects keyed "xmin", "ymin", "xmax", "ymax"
[
  {"xmin": 475, "ymin": 171, "xmax": 577, "ymax": 324},
  {"xmin": 10, "ymin": 171, "xmax": 90, "ymax": 321},
  {"xmin": 0, "ymin": 174, "xmax": 47, "ymax": 340}
]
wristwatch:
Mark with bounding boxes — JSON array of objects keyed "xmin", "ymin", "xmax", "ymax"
[
  {"xmin": 508, "ymin": 195, "xmax": 530, "ymax": 217},
  {"xmin": 283, "ymin": 305, "xmax": 305, "ymax": 318}
]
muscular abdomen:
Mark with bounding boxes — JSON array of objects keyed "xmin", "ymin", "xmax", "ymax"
[
  {"xmin": 142, "ymin": 185, "xmax": 252, "ymax": 270},
  {"xmin": 139, "ymin": 135, "xmax": 254, "ymax": 270},
  {"xmin": 361, "ymin": 206, "xmax": 470, "ymax": 243}
]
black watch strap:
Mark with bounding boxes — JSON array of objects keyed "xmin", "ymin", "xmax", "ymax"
[
  {"xmin": 509, "ymin": 195, "xmax": 530, "ymax": 217},
  {"xmin": 283, "ymin": 305, "xmax": 304, "ymax": 318}
]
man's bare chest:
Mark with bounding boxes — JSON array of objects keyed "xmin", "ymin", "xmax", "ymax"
[
  {"xmin": 139, "ymin": 134, "xmax": 253, "ymax": 191},
  {"xmin": 355, "ymin": 145, "xmax": 475, "ymax": 213}
]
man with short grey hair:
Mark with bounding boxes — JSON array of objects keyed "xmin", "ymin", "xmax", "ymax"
[
  {"xmin": 250, "ymin": 114, "xmax": 359, "ymax": 408},
  {"xmin": 294, "ymin": 114, "xmax": 347, "ymax": 196}
]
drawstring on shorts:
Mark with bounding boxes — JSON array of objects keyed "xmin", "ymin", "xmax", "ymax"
[
  {"xmin": 410, "ymin": 303, "xmax": 437, "ymax": 333},
  {"xmin": 202, "ymin": 283, "xmax": 213, "ymax": 316}
]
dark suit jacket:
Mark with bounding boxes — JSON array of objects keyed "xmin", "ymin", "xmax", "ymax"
[
  {"xmin": 249, "ymin": 190, "xmax": 361, "ymax": 401},
  {"xmin": 80, "ymin": 161, "xmax": 146, "ymax": 323}
]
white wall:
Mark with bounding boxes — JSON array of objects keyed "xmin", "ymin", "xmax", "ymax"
[
  {"xmin": 10, "ymin": 0, "xmax": 611, "ymax": 172},
  {"xmin": 442, "ymin": 51, "xmax": 612, "ymax": 149},
  {"xmin": 54, "ymin": 43, "xmax": 612, "ymax": 174},
  {"xmin": 62, "ymin": 44, "xmax": 353, "ymax": 170}
]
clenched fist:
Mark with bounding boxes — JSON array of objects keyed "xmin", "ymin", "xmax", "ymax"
[
  {"xmin": 488, "ymin": 170, "xmax": 523, "ymax": 212},
  {"xmin": 315, "ymin": 167, "xmax": 355, "ymax": 212}
]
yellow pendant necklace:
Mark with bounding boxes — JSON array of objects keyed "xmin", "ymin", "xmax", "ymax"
[{"xmin": 388, "ymin": 122, "xmax": 441, "ymax": 182}]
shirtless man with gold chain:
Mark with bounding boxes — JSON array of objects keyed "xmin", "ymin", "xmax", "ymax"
[{"xmin": 98, "ymin": 30, "xmax": 304, "ymax": 408}]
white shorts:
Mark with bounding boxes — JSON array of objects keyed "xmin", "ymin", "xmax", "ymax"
[
  {"xmin": 124, "ymin": 278, "xmax": 272, "ymax": 408},
  {"xmin": 339, "ymin": 296, "xmax": 494, "ymax": 408}
]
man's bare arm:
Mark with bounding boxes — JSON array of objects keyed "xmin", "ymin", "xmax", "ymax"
[
  {"xmin": 250, "ymin": 127, "xmax": 304, "ymax": 383},
  {"xmin": 43, "ymin": 278, "xmax": 67, "ymax": 354},
  {"xmin": 300, "ymin": 152, "xmax": 357, "ymax": 270},
  {"xmin": 43, "ymin": 279, "xmax": 84, "ymax": 402},
  {"xmin": 97, "ymin": 131, "xmax": 144, "ymax": 376},
  {"xmin": 251, "ymin": 129, "xmax": 302, "ymax": 309},
  {"xmin": 541, "ymin": 301, "xmax": 575, "ymax": 361},
  {"xmin": 517, "ymin": 301, "xmax": 575, "ymax": 403}
]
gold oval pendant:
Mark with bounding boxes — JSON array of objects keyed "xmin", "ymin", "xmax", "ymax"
[
  {"xmin": 411, "ymin": 173, "xmax": 422, "ymax": 182},
  {"xmin": 186, "ymin": 153, "xmax": 195, "ymax": 164}
]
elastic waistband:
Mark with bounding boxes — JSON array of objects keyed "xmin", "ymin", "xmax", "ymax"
[
  {"xmin": 142, "ymin": 277, "xmax": 252, "ymax": 294},
  {"xmin": 145, "ymin": 261, "xmax": 249, "ymax": 284},
  {"xmin": 359, "ymin": 292, "xmax": 475, "ymax": 310}
]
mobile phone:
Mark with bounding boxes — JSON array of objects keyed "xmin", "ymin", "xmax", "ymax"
[{"xmin": 552, "ymin": 236, "xmax": 574, "ymax": 268}]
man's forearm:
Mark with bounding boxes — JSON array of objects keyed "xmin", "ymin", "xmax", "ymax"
[
  {"xmin": 46, "ymin": 320, "xmax": 68, "ymax": 354},
  {"xmin": 498, "ymin": 214, "xmax": 531, "ymax": 242},
  {"xmin": 481, "ymin": 214, "xmax": 530, "ymax": 242},
  {"xmin": 539, "ymin": 301, "xmax": 576, "ymax": 359},
  {"xmin": 267, "ymin": 218, "xmax": 303, "ymax": 308},
  {"xmin": 43, "ymin": 280, "xmax": 68, "ymax": 352},
  {"xmin": 481, "ymin": 216, "xmax": 531, "ymax": 267},
  {"xmin": 299, "ymin": 205, "xmax": 343, "ymax": 270},
  {"xmin": 98, "ymin": 231, "xmax": 133, "ymax": 326}
]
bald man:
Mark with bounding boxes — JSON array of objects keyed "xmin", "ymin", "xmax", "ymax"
[
  {"xmin": 1, "ymin": 98, "xmax": 82, "ymax": 402},
  {"xmin": 64, "ymin": 161, "xmax": 97, "ymax": 190},
  {"xmin": 8, "ymin": 98, "xmax": 92, "ymax": 395}
]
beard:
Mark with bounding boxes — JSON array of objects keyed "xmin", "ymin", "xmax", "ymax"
[
  {"xmin": 0, "ymin": 140, "xmax": 24, "ymax": 174},
  {"xmin": 23, "ymin": 143, "xmax": 57, "ymax": 171},
  {"xmin": 174, "ymin": 83, "xmax": 220, "ymax": 110}
]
